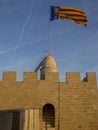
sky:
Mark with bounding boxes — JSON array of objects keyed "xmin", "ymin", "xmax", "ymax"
[{"xmin": 0, "ymin": 0, "xmax": 98, "ymax": 82}]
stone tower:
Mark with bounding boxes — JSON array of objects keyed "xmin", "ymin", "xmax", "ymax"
[
  {"xmin": 40, "ymin": 54, "xmax": 58, "ymax": 79},
  {"xmin": 0, "ymin": 54, "xmax": 98, "ymax": 130}
]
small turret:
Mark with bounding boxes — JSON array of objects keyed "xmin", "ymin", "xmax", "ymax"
[{"xmin": 40, "ymin": 54, "xmax": 58, "ymax": 79}]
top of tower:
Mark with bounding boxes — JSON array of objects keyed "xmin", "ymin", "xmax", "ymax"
[
  {"xmin": 41, "ymin": 54, "xmax": 58, "ymax": 73},
  {"xmin": 40, "ymin": 54, "xmax": 58, "ymax": 79},
  {"xmin": 34, "ymin": 54, "xmax": 58, "ymax": 79}
]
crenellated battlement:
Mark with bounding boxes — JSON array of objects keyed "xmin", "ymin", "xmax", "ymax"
[
  {"xmin": 66, "ymin": 72, "xmax": 81, "ymax": 83},
  {"xmin": 83, "ymin": 72, "xmax": 96, "ymax": 83},
  {"xmin": 0, "ymin": 71, "xmax": 97, "ymax": 84},
  {"xmin": 1, "ymin": 71, "xmax": 38, "ymax": 82},
  {"xmin": 66, "ymin": 72, "xmax": 97, "ymax": 84},
  {"xmin": 23, "ymin": 72, "xmax": 38, "ymax": 82},
  {"xmin": 2, "ymin": 71, "xmax": 17, "ymax": 82}
]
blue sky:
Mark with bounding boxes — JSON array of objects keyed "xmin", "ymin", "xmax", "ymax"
[{"xmin": 0, "ymin": 0, "xmax": 98, "ymax": 82}]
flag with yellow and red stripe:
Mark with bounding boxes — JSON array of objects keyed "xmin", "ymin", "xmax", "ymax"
[{"xmin": 50, "ymin": 6, "xmax": 87, "ymax": 27}]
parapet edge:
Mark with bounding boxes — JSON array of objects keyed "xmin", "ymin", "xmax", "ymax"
[
  {"xmin": 1, "ymin": 71, "xmax": 38, "ymax": 82},
  {"xmin": 66, "ymin": 72, "xmax": 97, "ymax": 84}
]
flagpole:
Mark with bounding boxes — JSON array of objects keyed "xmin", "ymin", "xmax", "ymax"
[
  {"xmin": 48, "ymin": 21, "xmax": 50, "ymax": 55},
  {"xmin": 48, "ymin": 6, "xmax": 51, "ymax": 55}
]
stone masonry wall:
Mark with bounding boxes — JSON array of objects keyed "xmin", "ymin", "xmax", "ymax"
[
  {"xmin": 60, "ymin": 72, "xmax": 98, "ymax": 130},
  {"xmin": 0, "ymin": 71, "xmax": 98, "ymax": 130}
]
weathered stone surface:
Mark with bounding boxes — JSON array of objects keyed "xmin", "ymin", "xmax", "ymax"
[{"xmin": 0, "ymin": 71, "xmax": 98, "ymax": 130}]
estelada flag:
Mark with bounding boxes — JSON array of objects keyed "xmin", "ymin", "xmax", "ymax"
[{"xmin": 50, "ymin": 6, "xmax": 87, "ymax": 27}]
